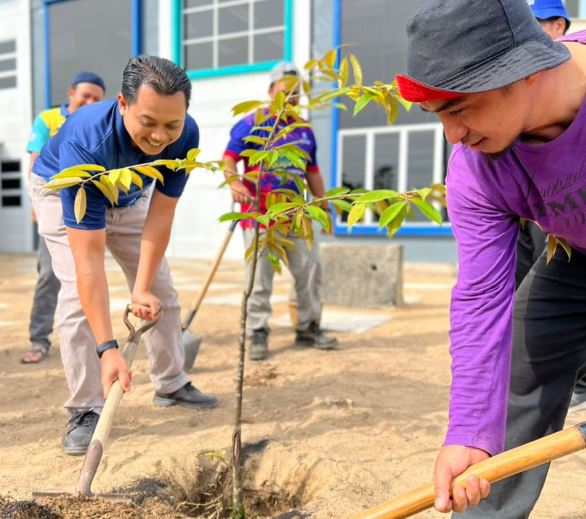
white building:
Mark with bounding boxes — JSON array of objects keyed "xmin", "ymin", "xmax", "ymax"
[{"xmin": 1, "ymin": 0, "xmax": 585, "ymax": 260}]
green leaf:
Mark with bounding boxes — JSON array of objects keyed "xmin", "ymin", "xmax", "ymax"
[
  {"xmin": 416, "ymin": 187, "xmax": 432, "ymax": 200},
  {"xmin": 410, "ymin": 197, "xmax": 443, "ymax": 224},
  {"xmin": 356, "ymin": 190, "xmax": 401, "ymax": 203},
  {"xmin": 347, "ymin": 203, "xmax": 366, "ymax": 228},
  {"xmin": 349, "ymin": 53, "xmax": 362, "ymax": 86},
  {"xmin": 45, "ymin": 177, "xmax": 84, "ymax": 190},
  {"xmin": 133, "ymin": 165, "xmax": 164, "ymax": 184},
  {"xmin": 256, "ymin": 214, "xmax": 271, "ymax": 226},
  {"xmin": 379, "ymin": 201, "xmax": 407, "ymax": 228},
  {"xmin": 149, "ymin": 159, "xmax": 178, "ymax": 171},
  {"xmin": 243, "ymin": 135, "xmax": 268, "ymax": 146},
  {"xmin": 248, "ymin": 150, "xmax": 269, "ymax": 167},
  {"xmin": 354, "ymin": 92, "xmax": 376, "ymax": 116},
  {"xmin": 219, "ymin": 212, "xmax": 248, "ymax": 223},
  {"xmin": 306, "ymin": 205, "xmax": 330, "ymax": 232},
  {"xmin": 74, "ymin": 187, "xmax": 87, "ymax": 224},
  {"xmin": 231, "ymin": 100, "xmax": 265, "ymax": 116},
  {"xmin": 266, "ymin": 202, "xmax": 301, "ymax": 216},
  {"xmin": 386, "ymin": 204, "xmax": 409, "ymax": 237},
  {"xmin": 332, "ymin": 199, "xmax": 353, "ymax": 213},
  {"xmin": 325, "ymin": 187, "xmax": 350, "ymax": 197}
]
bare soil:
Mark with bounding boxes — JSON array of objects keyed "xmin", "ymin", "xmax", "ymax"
[{"xmin": 0, "ymin": 253, "xmax": 585, "ymax": 518}]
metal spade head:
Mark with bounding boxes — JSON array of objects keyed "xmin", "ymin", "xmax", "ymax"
[{"xmin": 182, "ymin": 329, "xmax": 202, "ymax": 371}]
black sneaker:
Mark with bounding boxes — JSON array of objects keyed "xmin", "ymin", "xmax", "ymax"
[
  {"xmin": 62, "ymin": 409, "xmax": 100, "ymax": 456},
  {"xmin": 249, "ymin": 328, "xmax": 269, "ymax": 361},
  {"xmin": 153, "ymin": 382, "xmax": 218, "ymax": 409},
  {"xmin": 295, "ymin": 321, "xmax": 338, "ymax": 350}
]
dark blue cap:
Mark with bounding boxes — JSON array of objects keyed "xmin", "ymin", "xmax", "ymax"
[{"xmin": 71, "ymin": 71, "xmax": 106, "ymax": 92}]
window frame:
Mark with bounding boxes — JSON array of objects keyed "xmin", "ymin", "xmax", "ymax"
[
  {"xmin": 171, "ymin": 0, "xmax": 293, "ymax": 79},
  {"xmin": 41, "ymin": 0, "xmax": 143, "ymax": 109},
  {"xmin": 330, "ymin": 0, "xmax": 452, "ymax": 238}
]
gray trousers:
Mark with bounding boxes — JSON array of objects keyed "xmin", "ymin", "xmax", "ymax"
[
  {"xmin": 455, "ymin": 248, "xmax": 586, "ymax": 519},
  {"xmin": 30, "ymin": 174, "xmax": 189, "ymax": 411},
  {"xmin": 29, "ymin": 236, "xmax": 60, "ymax": 347},
  {"xmin": 244, "ymin": 229, "xmax": 322, "ymax": 333}
]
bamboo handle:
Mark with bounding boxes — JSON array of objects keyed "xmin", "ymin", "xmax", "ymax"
[{"xmin": 353, "ymin": 423, "xmax": 586, "ymax": 519}]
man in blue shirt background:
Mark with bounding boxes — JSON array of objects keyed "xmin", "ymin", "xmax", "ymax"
[
  {"xmin": 22, "ymin": 71, "xmax": 106, "ymax": 364},
  {"xmin": 30, "ymin": 56, "xmax": 217, "ymax": 455}
]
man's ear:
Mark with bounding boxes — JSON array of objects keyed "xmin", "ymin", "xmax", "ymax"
[
  {"xmin": 117, "ymin": 93, "xmax": 127, "ymax": 115},
  {"xmin": 67, "ymin": 86, "xmax": 75, "ymax": 99}
]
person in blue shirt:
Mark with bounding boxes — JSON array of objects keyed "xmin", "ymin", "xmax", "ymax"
[
  {"xmin": 22, "ymin": 71, "xmax": 106, "ymax": 364},
  {"xmin": 30, "ymin": 56, "xmax": 217, "ymax": 455}
]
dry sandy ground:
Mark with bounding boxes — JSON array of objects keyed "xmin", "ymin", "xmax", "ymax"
[{"xmin": 0, "ymin": 253, "xmax": 585, "ymax": 518}]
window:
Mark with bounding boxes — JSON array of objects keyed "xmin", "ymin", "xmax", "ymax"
[
  {"xmin": 0, "ymin": 39, "xmax": 17, "ymax": 90},
  {"xmin": 174, "ymin": 0, "xmax": 292, "ymax": 78},
  {"xmin": 39, "ymin": 0, "xmax": 146, "ymax": 108},
  {"xmin": 332, "ymin": 0, "xmax": 450, "ymax": 237},
  {"xmin": 0, "ymin": 160, "xmax": 22, "ymax": 208}
]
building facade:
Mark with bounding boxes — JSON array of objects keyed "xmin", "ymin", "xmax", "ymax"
[{"xmin": 1, "ymin": 0, "xmax": 584, "ymax": 260}]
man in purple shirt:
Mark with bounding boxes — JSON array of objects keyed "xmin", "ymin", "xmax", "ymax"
[{"xmin": 396, "ymin": 0, "xmax": 586, "ymax": 516}]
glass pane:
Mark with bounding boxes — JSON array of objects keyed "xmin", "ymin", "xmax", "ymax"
[
  {"xmin": 340, "ymin": 0, "xmax": 436, "ymax": 129},
  {"xmin": 0, "ymin": 58, "xmax": 16, "ymax": 72},
  {"xmin": 184, "ymin": 0, "xmax": 213, "ymax": 8},
  {"xmin": 254, "ymin": 0, "xmax": 284, "ymax": 29},
  {"xmin": 218, "ymin": 36, "xmax": 248, "ymax": 67},
  {"xmin": 253, "ymin": 31, "xmax": 284, "ymax": 62},
  {"xmin": 219, "ymin": 4, "xmax": 249, "ymax": 35},
  {"xmin": 340, "ymin": 135, "xmax": 366, "ymax": 223},
  {"xmin": 49, "ymin": 0, "xmax": 131, "ymax": 106},
  {"xmin": 407, "ymin": 131, "xmax": 435, "ymax": 222},
  {"xmin": 184, "ymin": 10, "xmax": 213, "ymax": 40},
  {"xmin": 373, "ymin": 134, "xmax": 399, "ymax": 191},
  {"xmin": 0, "ymin": 40, "xmax": 16, "ymax": 54},
  {"xmin": 185, "ymin": 41, "xmax": 213, "ymax": 70},
  {"xmin": 0, "ymin": 76, "xmax": 16, "ymax": 90}
]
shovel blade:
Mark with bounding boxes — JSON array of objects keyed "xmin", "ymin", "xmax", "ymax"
[{"xmin": 183, "ymin": 329, "xmax": 202, "ymax": 371}]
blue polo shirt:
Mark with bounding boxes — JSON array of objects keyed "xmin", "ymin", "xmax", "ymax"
[{"xmin": 34, "ymin": 99, "xmax": 199, "ymax": 230}]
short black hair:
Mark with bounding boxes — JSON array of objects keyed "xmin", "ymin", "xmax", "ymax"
[
  {"xmin": 541, "ymin": 16, "xmax": 571, "ymax": 34},
  {"xmin": 121, "ymin": 55, "xmax": 192, "ymax": 106}
]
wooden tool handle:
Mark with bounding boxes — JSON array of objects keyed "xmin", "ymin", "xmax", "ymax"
[{"xmin": 353, "ymin": 423, "xmax": 586, "ymax": 519}]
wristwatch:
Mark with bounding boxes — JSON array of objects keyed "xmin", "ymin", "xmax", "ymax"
[{"xmin": 96, "ymin": 339, "xmax": 119, "ymax": 358}]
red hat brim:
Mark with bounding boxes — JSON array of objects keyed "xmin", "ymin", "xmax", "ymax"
[{"xmin": 396, "ymin": 74, "xmax": 463, "ymax": 103}]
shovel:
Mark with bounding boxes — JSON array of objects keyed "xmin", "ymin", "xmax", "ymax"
[
  {"xmin": 33, "ymin": 305, "xmax": 160, "ymax": 502},
  {"xmin": 353, "ymin": 421, "xmax": 586, "ymax": 519},
  {"xmin": 182, "ymin": 219, "xmax": 238, "ymax": 371}
]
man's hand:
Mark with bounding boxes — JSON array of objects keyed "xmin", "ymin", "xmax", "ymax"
[
  {"xmin": 131, "ymin": 290, "xmax": 161, "ymax": 320},
  {"xmin": 101, "ymin": 349, "xmax": 131, "ymax": 397},
  {"xmin": 229, "ymin": 179, "xmax": 252, "ymax": 204},
  {"xmin": 433, "ymin": 445, "xmax": 491, "ymax": 513}
]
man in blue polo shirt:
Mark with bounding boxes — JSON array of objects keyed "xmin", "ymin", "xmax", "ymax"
[
  {"xmin": 22, "ymin": 71, "xmax": 106, "ymax": 364},
  {"xmin": 30, "ymin": 56, "xmax": 217, "ymax": 455}
]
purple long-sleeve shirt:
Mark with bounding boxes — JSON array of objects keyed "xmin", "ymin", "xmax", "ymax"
[{"xmin": 445, "ymin": 30, "xmax": 586, "ymax": 455}]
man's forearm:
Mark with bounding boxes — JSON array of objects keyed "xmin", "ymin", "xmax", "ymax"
[{"xmin": 306, "ymin": 172, "xmax": 329, "ymax": 209}]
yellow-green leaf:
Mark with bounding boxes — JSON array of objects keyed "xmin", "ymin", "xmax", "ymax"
[
  {"xmin": 347, "ymin": 203, "xmax": 366, "ymax": 228},
  {"xmin": 130, "ymin": 171, "xmax": 143, "ymax": 189},
  {"xmin": 386, "ymin": 204, "xmax": 409, "ymax": 237},
  {"xmin": 231, "ymin": 100, "xmax": 265, "ymax": 116},
  {"xmin": 45, "ymin": 177, "xmax": 84, "ymax": 190},
  {"xmin": 558, "ymin": 237, "xmax": 572, "ymax": 261},
  {"xmin": 186, "ymin": 148, "xmax": 200, "ymax": 161},
  {"xmin": 92, "ymin": 179, "xmax": 116, "ymax": 205},
  {"xmin": 338, "ymin": 56, "xmax": 349, "ymax": 88},
  {"xmin": 546, "ymin": 234, "xmax": 557, "ymax": 264},
  {"xmin": 118, "ymin": 168, "xmax": 132, "ymax": 192},
  {"xmin": 349, "ymin": 53, "xmax": 362, "ymax": 86},
  {"xmin": 52, "ymin": 169, "xmax": 92, "ymax": 179},
  {"xmin": 325, "ymin": 48, "xmax": 337, "ymax": 69},
  {"xmin": 108, "ymin": 169, "xmax": 121, "ymax": 186},
  {"xmin": 354, "ymin": 92, "xmax": 376, "ymax": 116},
  {"xmin": 59, "ymin": 164, "xmax": 106, "ymax": 176},
  {"xmin": 74, "ymin": 187, "xmax": 87, "ymax": 224},
  {"xmin": 133, "ymin": 165, "xmax": 164, "ymax": 184}
]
